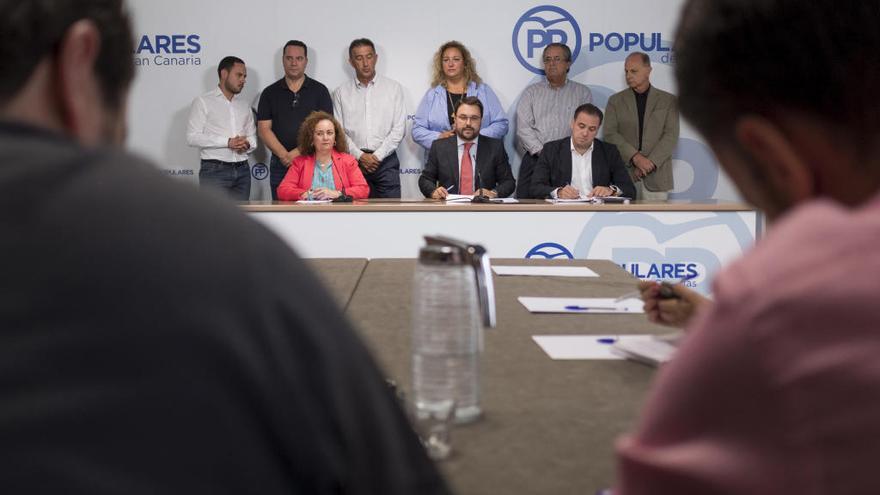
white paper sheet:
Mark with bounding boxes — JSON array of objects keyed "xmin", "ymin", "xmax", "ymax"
[
  {"xmin": 443, "ymin": 194, "xmax": 474, "ymax": 203},
  {"xmin": 532, "ymin": 335, "xmax": 658, "ymax": 360},
  {"xmin": 545, "ymin": 197, "xmax": 597, "ymax": 204},
  {"xmin": 492, "ymin": 266, "xmax": 599, "ymax": 277},
  {"xmin": 544, "ymin": 197, "xmax": 631, "ymax": 204},
  {"xmin": 518, "ymin": 297, "xmax": 644, "ymax": 314},
  {"xmin": 295, "ymin": 199, "xmax": 333, "ymax": 204}
]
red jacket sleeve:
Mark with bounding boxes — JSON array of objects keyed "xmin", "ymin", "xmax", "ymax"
[
  {"xmin": 277, "ymin": 156, "xmax": 310, "ymax": 201},
  {"xmin": 334, "ymin": 152, "xmax": 370, "ymax": 199}
]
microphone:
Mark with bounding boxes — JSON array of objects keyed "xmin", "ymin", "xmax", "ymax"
[
  {"xmin": 333, "ymin": 185, "xmax": 353, "ymax": 203},
  {"xmin": 471, "ymin": 169, "xmax": 491, "ymax": 203}
]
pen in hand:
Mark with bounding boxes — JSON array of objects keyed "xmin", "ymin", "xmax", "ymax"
[
  {"xmin": 658, "ymin": 274, "xmax": 698, "ymax": 298},
  {"xmin": 614, "ymin": 274, "xmax": 698, "ymax": 302}
]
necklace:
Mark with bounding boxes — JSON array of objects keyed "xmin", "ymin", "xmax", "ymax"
[{"xmin": 446, "ymin": 88, "xmax": 465, "ymax": 124}]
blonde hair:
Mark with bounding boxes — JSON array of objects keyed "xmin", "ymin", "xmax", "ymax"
[{"xmin": 430, "ymin": 40, "xmax": 483, "ymax": 88}]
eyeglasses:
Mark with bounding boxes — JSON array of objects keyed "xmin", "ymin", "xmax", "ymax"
[
  {"xmin": 543, "ymin": 56, "xmax": 566, "ymax": 65},
  {"xmin": 291, "ymin": 92, "xmax": 300, "ymax": 108},
  {"xmin": 456, "ymin": 115, "xmax": 481, "ymax": 124}
]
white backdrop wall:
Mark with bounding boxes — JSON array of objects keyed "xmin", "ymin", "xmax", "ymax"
[{"xmin": 127, "ymin": 0, "xmax": 741, "ymax": 201}]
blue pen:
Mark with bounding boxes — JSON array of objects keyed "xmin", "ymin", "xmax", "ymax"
[{"xmin": 564, "ymin": 305, "xmax": 619, "ymax": 311}]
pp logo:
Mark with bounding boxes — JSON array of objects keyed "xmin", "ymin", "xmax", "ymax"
[
  {"xmin": 512, "ymin": 5, "xmax": 582, "ymax": 74},
  {"xmin": 572, "ymin": 212, "xmax": 756, "ymax": 294},
  {"xmin": 525, "ymin": 242, "xmax": 574, "ymax": 259},
  {"xmin": 670, "ymin": 138, "xmax": 720, "ymax": 200},
  {"xmin": 251, "ymin": 162, "xmax": 269, "ymax": 181}
]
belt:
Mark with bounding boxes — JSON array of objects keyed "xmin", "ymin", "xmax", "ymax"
[
  {"xmin": 202, "ymin": 159, "xmax": 248, "ymax": 166},
  {"xmin": 360, "ymin": 148, "xmax": 375, "ymax": 154}
]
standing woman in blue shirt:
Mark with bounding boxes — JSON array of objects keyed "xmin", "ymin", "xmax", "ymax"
[{"xmin": 412, "ymin": 40, "xmax": 509, "ymax": 150}]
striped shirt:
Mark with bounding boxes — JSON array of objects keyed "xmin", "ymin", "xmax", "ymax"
[{"xmin": 515, "ymin": 79, "xmax": 593, "ymax": 155}]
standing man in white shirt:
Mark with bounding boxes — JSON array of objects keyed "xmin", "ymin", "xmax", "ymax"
[
  {"xmin": 186, "ymin": 56, "xmax": 256, "ymax": 200},
  {"xmin": 332, "ymin": 39, "xmax": 407, "ymax": 198}
]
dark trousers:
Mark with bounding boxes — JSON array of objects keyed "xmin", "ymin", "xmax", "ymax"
[
  {"xmin": 516, "ymin": 152, "xmax": 540, "ymax": 199},
  {"xmin": 199, "ymin": 159, "xmax": 250, "ymax": 201},
  {"xmin": 362, "ymin": 151, "xmax": 401, "ymax": 198},
  {"xmin": 269, "ymin": 155, "xmax": 288, "ymax": 201}
]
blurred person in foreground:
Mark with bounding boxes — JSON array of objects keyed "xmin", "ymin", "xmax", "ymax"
[
  {"xmin": 615, "ymin": 0, "xmax": 880, "ymax": 493},
  {"xmin": 0, "ymin": 1, "xmax": 447, "ymax": 493}
]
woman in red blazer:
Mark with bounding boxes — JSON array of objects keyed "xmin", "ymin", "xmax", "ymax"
[{"xmin": 276, "ymin": 111, "xmax": 370, "ymax": 200}]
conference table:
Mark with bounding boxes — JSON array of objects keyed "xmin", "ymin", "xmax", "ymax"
[
  {"xmin": 254, "ymin": 199, "xmax": 758, "ymax": 296},
  {"xmin": 309, "ymin": 257, "xmax": 666, "ymax": 494}
]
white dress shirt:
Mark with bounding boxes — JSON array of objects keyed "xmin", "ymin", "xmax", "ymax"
[
  {"xmin": 552, "ymin": 139, "xmax": 594, "ymax": 198},
  {"xmin": 570, "ymin": 139, "xmax": 594, "ymax": 195},
  {"xmin": 332, "ymin": 75, "xmax": 407, "ymax": 161},
  {"xmin": 186, "ymin": 87, "xmax": 257, "ymax": 162}
]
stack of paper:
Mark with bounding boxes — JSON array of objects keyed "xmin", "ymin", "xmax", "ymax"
[{"xmin": 611, "ymin": 333, "xmax": 681, "ymax": 366}]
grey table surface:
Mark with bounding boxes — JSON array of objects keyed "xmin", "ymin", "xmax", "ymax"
[
  {"xmin": 306, "ymin": 258, "xmax": 368, "ymax": 310},
  {"xmin": 312, "ymin": 258, "xmax": 666, "ymax": 495}
]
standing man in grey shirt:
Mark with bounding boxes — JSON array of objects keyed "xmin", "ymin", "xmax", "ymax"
[{"xmin": 515, "ymin": 43, "xmax": 592, "ymax": 198}]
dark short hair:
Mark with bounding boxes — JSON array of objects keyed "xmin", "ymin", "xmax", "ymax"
[
  {"xmin": 542, "ymin": 43, "xmax": 573, "ymax": 74},
  {"xmin": 217, "ymin": 56, "xmax": 245, "ymax": 79},
  {"xmin": 573, "ymin": 103, "xmax": 603, "ymax": 126},
  {"xmin": 542, "ymin": 43, "xmax": 572, "ymax": 62},
  {"xmin": 627, "ymin": 52, "xmax": 651, "ymax": 67},
  {"xmin": 675, "ymin": 0, "xmax": 880, "ymax": 149},
  {"xmin": 0, "ymin": 0, "xmax": 134, "ymax": 110},
  {"xmin": 454, "ymin": 96, "xmax": 484, "ymax": 118},
  {"xmin": 283, "ymin": 40, "xmax": 308, "ymax": 58},
  {"xmin": 348, "ymin": 38, "xmax": 375, "ymax": 58},
  {"xmin": 296, "ymin": 111, "xmax": 348, "ymax": 156}
]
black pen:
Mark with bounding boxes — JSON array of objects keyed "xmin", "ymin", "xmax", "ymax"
[{"xmin": 614, "ymin": 274, "xmax": 698, "ymax": 302}]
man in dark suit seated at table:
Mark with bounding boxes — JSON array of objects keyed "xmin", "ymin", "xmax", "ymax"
[
  {"xmin": 419, "ymin": 96, "xmax": 516, "ymax": 199},
  {"xmin": 529, "ymin": 103, "xmax": 636, "ymax": 200}
]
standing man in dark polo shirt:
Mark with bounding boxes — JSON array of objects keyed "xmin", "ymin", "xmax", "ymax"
[{"xmin": 257, "ymin": 40, "xmax": 333, "ymax": 199}]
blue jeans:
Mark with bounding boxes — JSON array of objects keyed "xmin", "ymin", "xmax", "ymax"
[{"xmin": 199, "ymin": 159, "xmax": 251, "ymax": 201}]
